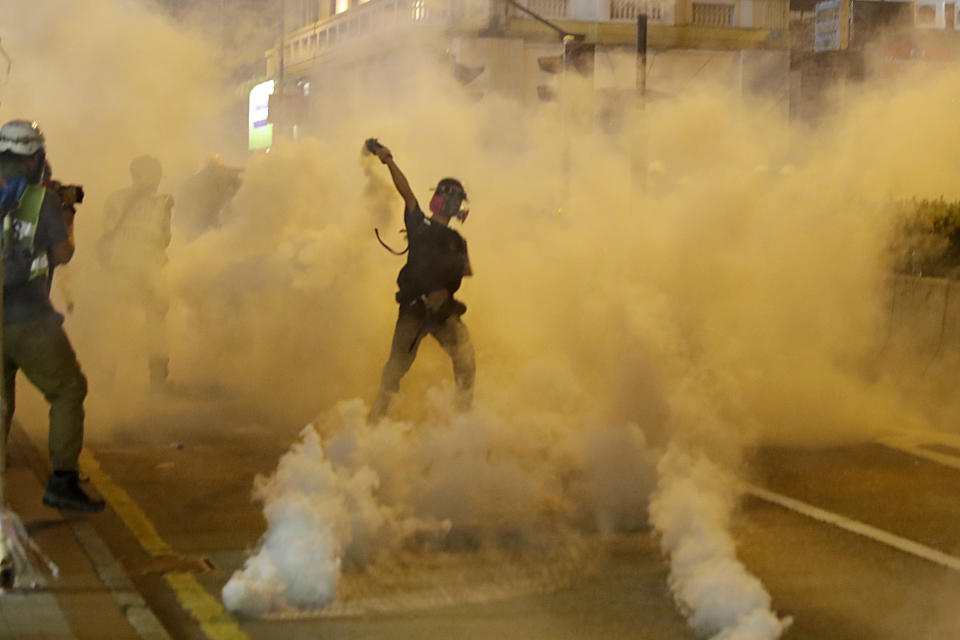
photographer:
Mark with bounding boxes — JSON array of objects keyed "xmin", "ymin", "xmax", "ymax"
[
  {"xmin": 0, "ymin": 119, "xmax": 102, "ymax": 512},
  {"xmin": 366, "ymin": 139, "xmax": 476, "ymax": 422}
]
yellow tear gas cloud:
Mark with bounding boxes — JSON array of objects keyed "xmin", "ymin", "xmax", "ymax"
[
  {"xmin": 5, "ymin": 1, "xmax": 960, "ymax": 631},
  {"xmin": 3, "ymin": 0, "xmax": 954, "ymax": 446},
  {"xmin": 0, "ymin": 0, "xmax": 228, "ymax": 423}
]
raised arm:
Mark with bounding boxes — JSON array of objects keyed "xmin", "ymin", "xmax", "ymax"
[{"xmin": 374, "ymin": 144, "xmax": 418, "ymax": 211}]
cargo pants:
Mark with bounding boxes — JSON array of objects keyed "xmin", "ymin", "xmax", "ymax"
[
  {"xmin": 369, "ymin": 304, "xmax": 476, "ymax": 421},
  {"xmin": 3, "ymin": 312, "xmax": 87, "ymax": 471}
]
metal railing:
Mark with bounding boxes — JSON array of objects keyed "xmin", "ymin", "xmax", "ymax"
[
  {"xmin": 508, "ymin": 0, "xmax": 674, "ymax": 24},
  {"xmin": 276, "ymin": 0, "xmax": 690, "ymax": 66},
  {"xmin": 522, "ymin": 0, "xmax": 568, "ymax": 19},
  {"xmin": 610, "ymin": 0, "xmax": 667, "ymax": 22},
  {"xmin": 692, "ymin": 2, "xmax": 735, "ymax": 26},
  {"xmin": 279, "ymin": 0, "xmax": 465, "ymax": 66}
]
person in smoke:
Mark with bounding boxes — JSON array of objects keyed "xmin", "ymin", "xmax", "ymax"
[
  {"xmin": 0, "ymin": 120, "xmax": 103, "ymax": 511},
  {"xmin": 175, "ymin": 153, "xmax": 242, "ymax": 242},
  {"xmin": 367, "ymin": 140, "xmax": 476, "ymax": 422},
  {"xmin": 99, "ymin": 155, "xmax": 174, "ymax": 391}
]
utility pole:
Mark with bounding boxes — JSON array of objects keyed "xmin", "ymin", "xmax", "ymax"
[
  {"xmin": 560, "ymin": 33, "xmax": 574, "ymax": 207},
  {"xmin": 277, "ymin": 0, "xmax": 286, "ymax": 139},
  {"xmin": 636, "ymin": 14, "xmax": 647, "ymax": 97},
  {"xmin": 635, "ymin": 14, "xmax": 648, "ymax": 198}
]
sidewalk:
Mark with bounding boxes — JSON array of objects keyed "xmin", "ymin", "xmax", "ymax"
[{"xmin": 0, "ymin": 425, "xmax": 154, "ymax": 640}]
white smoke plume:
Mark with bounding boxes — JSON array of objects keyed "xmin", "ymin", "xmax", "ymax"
[
  {"xmin": 223, "ymin": 390, "xmax": 662, "ymax": 616},
  {"xmin": 650, "ymin": 446, "xmax": 790, "ymax": 639},
  {"xmin": 223, "ymin": 399, "xmax": 449, "ymax": 616}
]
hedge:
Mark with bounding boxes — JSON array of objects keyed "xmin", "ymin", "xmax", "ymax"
[{"xmin": 890, "ymin": 198, "xmax": 960, "ymax": 278}]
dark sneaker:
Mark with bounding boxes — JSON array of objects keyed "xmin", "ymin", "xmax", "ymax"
[{"xmin": 43, "ymin": 471, "xmax": 105, "ymax": 513}]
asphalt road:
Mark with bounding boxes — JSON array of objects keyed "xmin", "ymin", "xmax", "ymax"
[{"xmin": 17, "ymin": 391, "xmax": 960, "ymax": 640}]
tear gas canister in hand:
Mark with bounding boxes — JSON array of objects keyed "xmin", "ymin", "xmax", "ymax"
[
  {"xmin": 364, "ymin": 138, "xmax": 392, "ymax": 164},
  {"xmin": 364, "ymin": 138, "xmax": 385, "ymax": 156}
]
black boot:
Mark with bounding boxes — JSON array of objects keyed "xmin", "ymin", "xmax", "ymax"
[{"xmin": 43, "ymin": 471, "xmax": 105, "ymax": 513}]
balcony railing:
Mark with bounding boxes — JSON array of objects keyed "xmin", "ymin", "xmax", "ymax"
[
  {"xmin": 508, "ymin": 0, "xmax": 674, "ymax": 24},
  {"xmin": 610, "ymin": 0, "xmax": 668, "ymax": 22},
  {"xmin": 521, "ymin": 0, "xmax": 568, "ymax": 19},
  {"xmin": 274, "ymin": 0, "xmax": 684, "ymax": 69},
  {"xmin": 277, "ymin": 0, "xmax": 466, "ymax": 67}
]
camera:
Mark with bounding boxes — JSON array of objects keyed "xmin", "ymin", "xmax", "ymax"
[{"xmin": 52, "ymin": 181, "xmax": 84, "ymax": 207}]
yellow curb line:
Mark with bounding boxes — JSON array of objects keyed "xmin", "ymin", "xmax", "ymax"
[
  {"xmin": 79, "ymin": 448, "xmax": 250, "ymax": 640},
  {"xmin": 79, "ymin": 449, "xmax": 172, "ymax": 556},
  {"xmin": 166, "ymin": 572, "xmax": 249, "ymax": 640}
]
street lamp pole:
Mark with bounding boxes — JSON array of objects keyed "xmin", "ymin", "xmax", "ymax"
[
  {"xmin": 635, "ymin": 14, "xmax": 649, "ymax": 198},
  {"xmin": 636, "ymin": 13, "xmax": 647, "ymax": 98},
  {"xmin": 277, "ymin": 0, "xmax": 286, "ymax": 138}
]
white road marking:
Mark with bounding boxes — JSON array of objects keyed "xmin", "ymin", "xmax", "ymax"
[
  {"xmin": 878, "ymin": 428, "xmax": 960, "ymax": 472},
  {"xmin": 741, "ymin": 482, "xmax": 960, "ymax": 572}
]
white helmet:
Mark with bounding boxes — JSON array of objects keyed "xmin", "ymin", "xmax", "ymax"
[{"xmin": 0, "ymin": 120, "xmax": 45, "ymax": 156}]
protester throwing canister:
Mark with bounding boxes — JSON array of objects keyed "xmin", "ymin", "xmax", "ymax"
[{"xmin": 366, "ymin": 139, "xmax": 475, "ymax": 422}]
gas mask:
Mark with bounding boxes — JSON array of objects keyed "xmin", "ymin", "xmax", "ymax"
[{"xmin": 429, "ymin": 179, "xmax": 470, "ymax": 222}]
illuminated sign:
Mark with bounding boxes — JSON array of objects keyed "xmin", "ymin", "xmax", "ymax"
[{"xmin": 249, "ymin": 80, "xmax": 275, "ymax": 151}]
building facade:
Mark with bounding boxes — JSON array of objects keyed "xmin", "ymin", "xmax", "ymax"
[
  {"xmin": 790, "ymin": 0, "xmax": 960, "ymax": 121},
  {"xmin": 252, "ymin": 0, "xmax": 791, "ymax": 143}
]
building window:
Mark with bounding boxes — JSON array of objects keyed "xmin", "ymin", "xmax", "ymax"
[
  {"xmin": 692, "ymin": 2, "xmax": 734, "ymax": 25},
  {"xmin": 412, "ymin": 0, "xmax": 427, "ymax": 20},
  {"xmin": 329, "ymin": 0, "xmax": 337, "ymax": 15}
]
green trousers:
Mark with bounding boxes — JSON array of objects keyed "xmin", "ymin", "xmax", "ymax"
[
  {"xmin": 3, "ymin": 313, "xmax": 87, "ymax": 471},
  {"xmin": 370, "ymin": 306, "xmax": 475, "ymax": 421}
]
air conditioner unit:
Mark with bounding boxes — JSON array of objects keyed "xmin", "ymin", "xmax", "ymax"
[{"xmin": 915, "ymin": 0, "xmax": 945, "ymax": 29}]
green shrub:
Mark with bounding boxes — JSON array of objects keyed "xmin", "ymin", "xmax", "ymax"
[{"xmin": 890, "ymin": 198, "xmax": 960, "ymax": 278}]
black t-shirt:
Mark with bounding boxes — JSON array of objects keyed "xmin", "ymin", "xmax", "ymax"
[{"xmin": 396, "ymin": 203, "xmax": 471, "ymax": 306}]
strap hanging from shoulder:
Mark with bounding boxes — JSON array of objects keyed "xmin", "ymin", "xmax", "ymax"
[{"xmin": 374, "ymin": 228, "xmax": 408, "ymax": 255}]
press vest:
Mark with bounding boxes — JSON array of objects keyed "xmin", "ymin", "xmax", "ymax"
[
  {"xmin": 106, "ymin": 191, "xmax": 171, "ymax": 265},
  {"xmin": 3, "ymin": 185, "xmax": 50, "ymax": 283}
]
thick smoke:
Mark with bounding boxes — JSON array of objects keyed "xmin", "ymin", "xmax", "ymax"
[
  {"xmin": 0, "ymin": 0, "xmax": 229, "ymax": 424},
  {"xmin": 211, "ymin": 67, "xmax": 955, "ymax": 625},
  {"xmin": 650, "ymin": 447, "xmax": 790, "ymax": 639},
  {"xmin": 4, "ymin": 1, "xmax": 960, "ymax": 635},
  {"xmin": 222, "ymin": 400, "xmax": 450, "ymax": 616}
]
